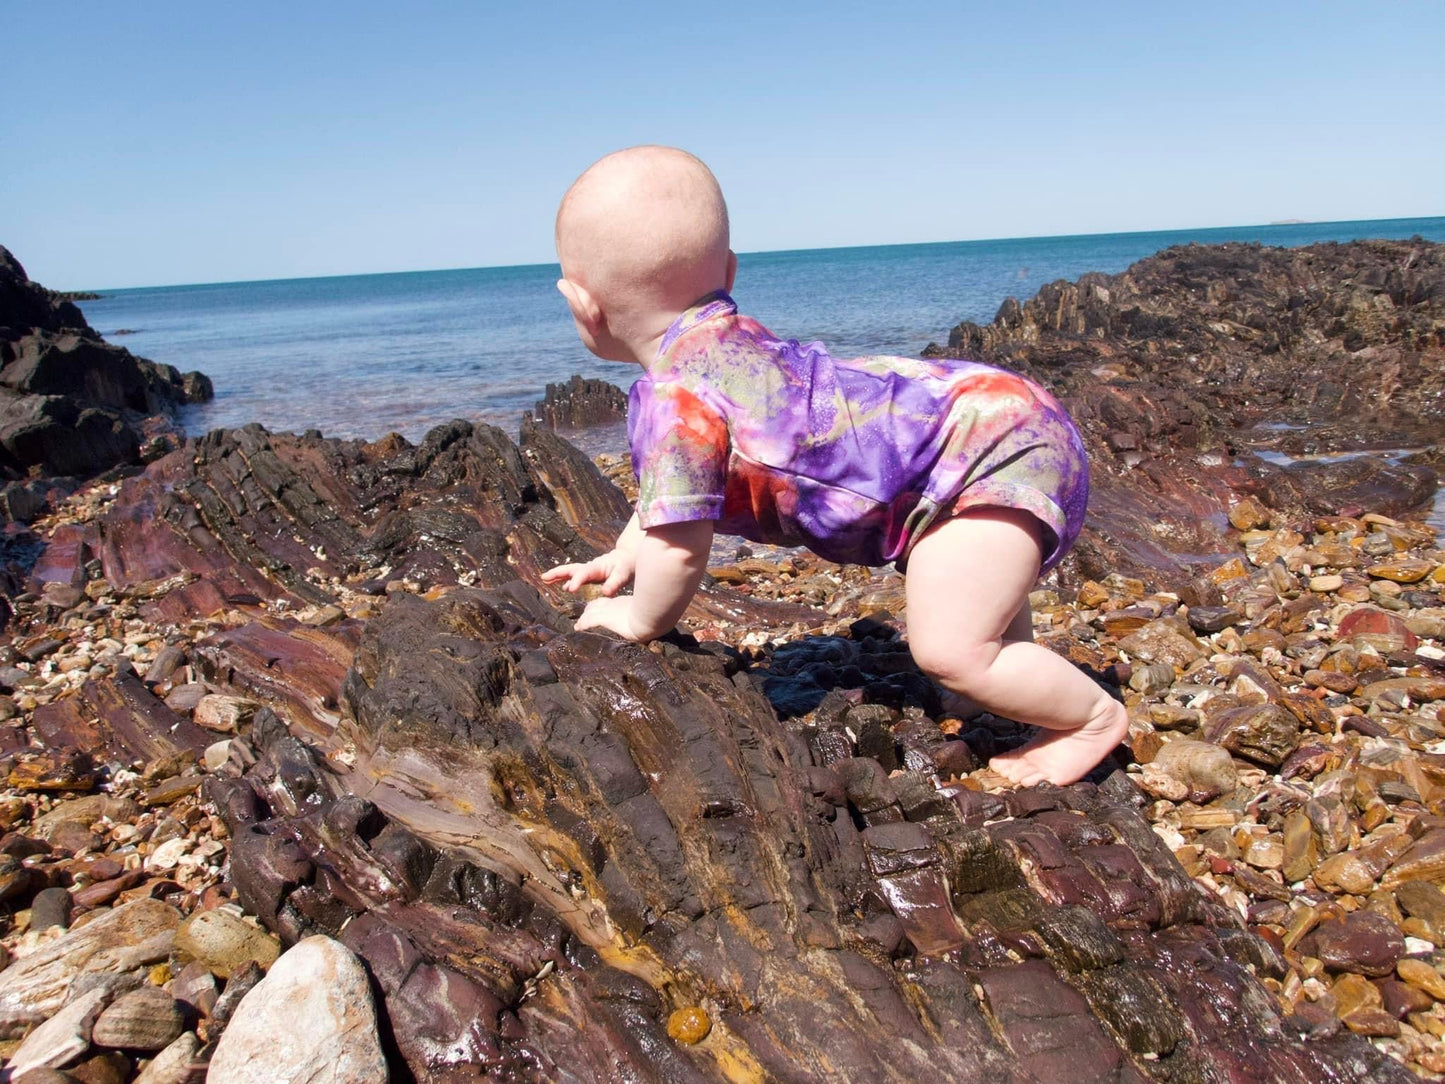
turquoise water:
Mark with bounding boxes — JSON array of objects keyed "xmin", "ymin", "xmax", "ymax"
[{"xmin": 80, "ymin": 216, "xmax": 1445, "ymax": 442}]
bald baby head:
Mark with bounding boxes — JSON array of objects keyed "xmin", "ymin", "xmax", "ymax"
[{"xmin": 556, "ymin": 146, "xmax": 732, "ymax": 323}]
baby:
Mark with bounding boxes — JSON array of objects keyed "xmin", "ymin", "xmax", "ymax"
[{"xmin": 542, "ymin": 146, "xmax": 1128, "ymax": 787}]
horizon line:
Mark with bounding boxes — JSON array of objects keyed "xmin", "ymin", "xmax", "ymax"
[{"xmin": 77, "ymin": 212, "xmax": 1445, "ymax": 294}]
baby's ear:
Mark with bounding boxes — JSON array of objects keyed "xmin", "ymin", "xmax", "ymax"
[
  {"xmin": 724, "ymin": 250, "xmax": 738, "ymax": 293},
  {"xmin": 557, "ymin": 278, "xmax": 603, "ymax": 332}
]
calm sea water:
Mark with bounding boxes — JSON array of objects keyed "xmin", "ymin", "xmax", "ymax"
[{"xmin": 81, "ymin": 217, "xmax": 1445, "ymax": 444}]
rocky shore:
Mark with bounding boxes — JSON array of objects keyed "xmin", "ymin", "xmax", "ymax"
[
  {"xmin": 0, "ymin": 240, "xmax": 1439, "ymax": 1081},
  {"xmin": 0, "ymin": 246, "xmax": 212, "ymax": 539}
]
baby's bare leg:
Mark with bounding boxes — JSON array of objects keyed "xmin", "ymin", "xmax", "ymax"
[{"xmin": 905, "ymin": 508, "xmax": 1127, "ymax": 786}]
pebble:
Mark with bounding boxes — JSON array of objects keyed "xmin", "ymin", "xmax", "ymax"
[
  {"xmin": 29, "ymin": 887, "xmax": 72, "ymax": 932},
  {"xmin": 207, "ymin": 936, "xmax": 387, "ymax": 1083},
  {"xmin": 1150, "ymin": 739, "xmax": 1239, "ymax": 798},
  {"xmin": 667, "ymin": 1006, "xmax": 712, "ymax": 1044},
  {"xmin": 1303, "ymin": 911, "xmax": 1405, "ymax": 977},
  {"xmin": 1399, "ymin": 959, "xmax": 1445, "ymax": 999},
  {"xmin": 132, "ymin": 1031, "xmax": 201, "ymax": 1084},
  {"xmin": 173, "ymin": 909, "xmax": 280, "ymax": 979},
  {"xmin": 192, "ymin": 695, "xmax": 258, "ymax": 734},
  {"xmin": 90, "ymin": 986, "xmax": 184, "ymax": 1051}
]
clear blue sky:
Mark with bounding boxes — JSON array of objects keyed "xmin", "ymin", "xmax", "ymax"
[{"xmin": 4, "ymin": 1, "xmax": 1442, "ymax": 289}]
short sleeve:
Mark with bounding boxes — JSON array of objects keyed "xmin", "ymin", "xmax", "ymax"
[{"xmin": 628, "ymin": 380, "xmax": 729, "ymax": 528}]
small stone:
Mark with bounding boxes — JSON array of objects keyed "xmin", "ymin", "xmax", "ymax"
[
  {"xmin": 33, "ymin": 797, "xmax": 140, "ymax": 843},
  {"xmin": 1243, "ymin": 835, "xmax": 1284, "ymax": 871},
  {"xmin": 1128, "ymin": 662, "xmax": 1175, "ymax": 695},
  {"xmin": 1186, "ymin": 605, "xmax": 1244, "ymax": 633},
  {"xmin": 169, "ymin": 961, "xmax": 218, "ymax": 1019},
  {"xmin": 1301, "ymin": 911, "xmax": 1405, "ymax": 977},
  {"xmin": 1398, "ymin": 958, "xmax": 1445, "ymax": 999},
  {"xmin": 202, "ymin": 741, "xmax": 232, "ymax": 773},
  {"xmin": 206, "ymin": 936, "xmax": 386, "ymax": 1083},
  {"xmin": 1366, "ymin": 557, "xmax": 1434, "ymax": 583},
  {"xmin": 145, "ymin": 838, "xmax": 191, "ymax": 872},
  {"xmin": 1229, "ymin": 497, "xmax": 1271, "ymax": 531},
  {"xmin": 132, "ymin": 1030, "xmax": 201, "ymax": 1084},
  {"xmin": 1396, "ymin": 881, "xmax": 1445, "ymax": 932},
  {"xmin": 8, "ymin": 751, "xmax": 95, "ymax": 793},
  {"xmin": 1117, "ymin": 619, "xmax": 1208, "ymax": 669},
  {"xmin": 1341, "ymin": 1007, "xmax": 1399, "ymax": 1037},
  {"xmin": 174, "ymin": 909, "xmax": 280, "ymax": 979},
  {"xmin": 1336, "ymin": 606, "xmax": 1418, "ymax": 654},
  {"xmin": 1382, "ymin": 828, "xmax": 1445, "ymax": 890},
  {"xmin": 1203, "ymin": 704, "xmax": 1300, "ymax": 769},
  {"xmin": 162, "ymin": 685, "xmax": 208, "ymax": 714},
  {"xmin": 301, "ymin": 604, "xmax": 346, "ymax": 627},
  {"xmin": 1330, "ymin": 972, "xmax": 1381, "ymax": 1017},
  {"xmin": 1150, "ymin": 739, "xmax": 1239, "ymax": 798},
  {"xmin": 30, "ymin": 887, "xmax": 72, "ymax": 932},
  {"xmin": 1281, "ymin": 811, "xmax": 1318, "ymax": 883},
  {"xmin": 143, "ymin": 646, "xmax": 187, "ymax": 685},
  {"xmin": 192, "ymin": 695, "xmax": 258, "ymax": 734},
  {"xmin": 0, "ymin": 899, "xmax": 182, "ymax": 1038},
  {"xmin": 90, "ymin": 987, "xmax": 184, "ymax": 1051},
  {"xmin": 1309, "ymin": 574, "xmax": 1344, "ymax": 592},
  {"xmin": 667, "ymin": 1006, "xmax": 712, "ymax": 1044}
]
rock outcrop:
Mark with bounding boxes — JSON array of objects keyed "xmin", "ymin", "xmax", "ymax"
[
  {"xmin": 0, "ymin": 245, "xmax": 212, "ymax": 520},
  {"xmin": 927, "ymin": 240, "xmax": 1445, "ymax": 580},
  {"xmin": 531, "ymin": 373, "xmax": 627, "ymax": 429}
]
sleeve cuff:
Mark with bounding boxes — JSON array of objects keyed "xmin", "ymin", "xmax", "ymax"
[{"xmin": 637, "ymin": 495, "xmax": 725, "ymax": 529}]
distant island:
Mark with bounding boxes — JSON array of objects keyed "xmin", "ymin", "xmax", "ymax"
[
  {"xmin": 1268, "ymin": 218, "xmax": 1309, "ymax": 225},
  {"xmin": 46, "ymin": 288, "xmax": 102, "ymax": 301}
]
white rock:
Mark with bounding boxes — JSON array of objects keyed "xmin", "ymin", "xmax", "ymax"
[
  {"xmin": 146, "ymin": 836, "xmax": 192, "ymax": 871},
  {"xmin": 134, "ymin": 1030, "xmax": 202, "ymax": 1084},
  {"xmin": 207, "ymin": 936, "xmax": 387, "ymax": 1084},
  {"xmin": 4, "ymin": 985, "xmax": 109, "ymax": 1076},
  {"xmin": 202, "ymin": 739, "xmax": 233, "ymax": 772}
]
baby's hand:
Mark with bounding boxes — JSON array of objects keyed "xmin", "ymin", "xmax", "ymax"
[
  {"xmin": 574, "ymin": 595, "xmax": 640, "ymax": 640},
  {"xmin": 541, "ymin": 548, "xmax": 636, "ymax": 595}
]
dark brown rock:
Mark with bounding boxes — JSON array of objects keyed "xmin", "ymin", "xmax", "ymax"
[
  {"xmin": 530, "ymin": 373, "xmax": 627, "ymax": 429},
  {"xmin": 1203, "ymin": 703, "xmax": 1302, "ymax": 768},
  {"xmin": 1300, "ymin": 911, "xmax": 1406, "ymax": 977}
]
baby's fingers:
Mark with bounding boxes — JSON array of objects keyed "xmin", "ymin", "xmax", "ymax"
[
  {"xmin": 600, "ymin": 565, "xmax": 629, "ymax": 596},
  {"xmin": 542, "ymin": 562, "xmax": 591, "ymax": 591}
]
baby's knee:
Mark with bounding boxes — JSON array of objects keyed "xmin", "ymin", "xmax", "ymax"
[{"xmin": 910, "ymin": 638, "xmax": 998, "ymax": 691}]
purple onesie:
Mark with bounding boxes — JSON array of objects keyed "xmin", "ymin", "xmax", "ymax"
[{"xmin": 628, "ymin": 292, "xmax": 1089, "ymax": 572}]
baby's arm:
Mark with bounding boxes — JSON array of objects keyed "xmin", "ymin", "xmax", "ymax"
[
  {"xmin": 574, "ymin": 519, "xmax": 713, "ymax": 641},
  {"xmin": 542, "ymin": 511, "xmax": 645, "ymax": 595},
  {"xmin": 542, "ymin": 513, "xmax": 714, "ymax": 641}
]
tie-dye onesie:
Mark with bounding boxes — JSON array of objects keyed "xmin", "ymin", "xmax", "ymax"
[{"xmin": 628, "ymin": 292, "xmax": 1089, "ymax": 572}]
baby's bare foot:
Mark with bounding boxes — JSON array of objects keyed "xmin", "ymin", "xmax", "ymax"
[{"xmin": 989, "ymin": 700, "xmax": 1129, "ymax": 787}]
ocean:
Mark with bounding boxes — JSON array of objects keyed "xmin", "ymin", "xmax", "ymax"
[{"xmin": 79, "ymin": 216, "xmax": 1445, "ymax": 445}]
